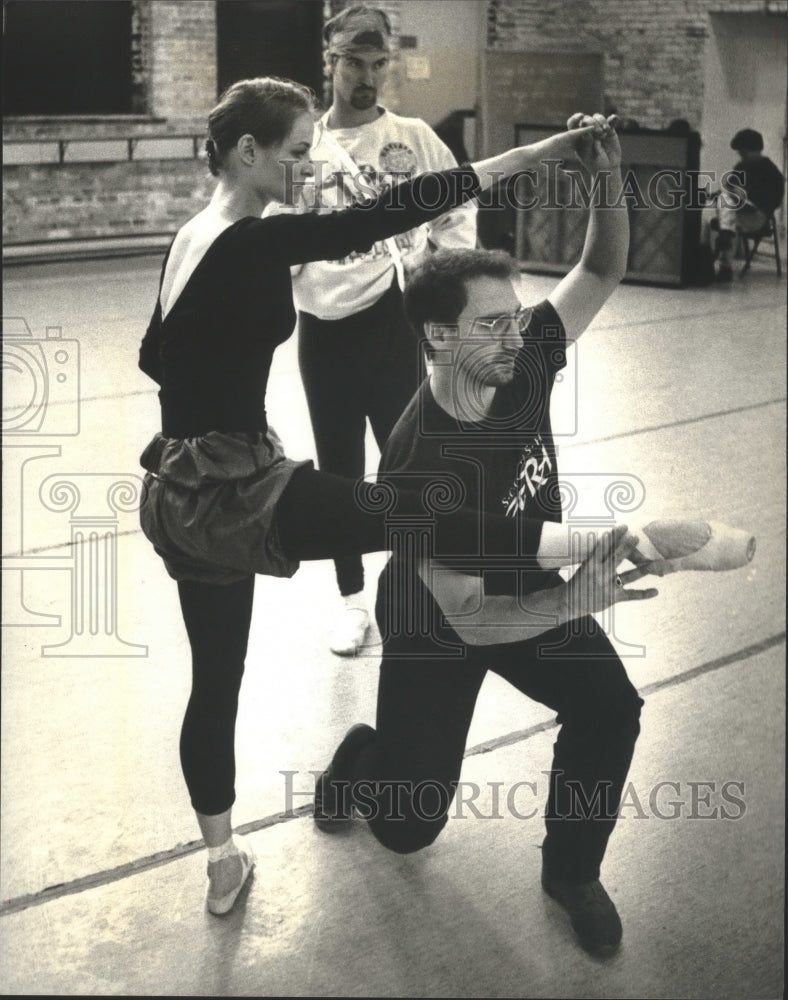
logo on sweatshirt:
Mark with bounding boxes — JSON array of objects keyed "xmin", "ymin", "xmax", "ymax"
[{"xmin": 379, "ymin": 142, "xmax": 418, "ymax": 175}]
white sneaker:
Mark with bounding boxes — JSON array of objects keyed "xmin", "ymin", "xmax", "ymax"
[{"xmin": 328, "ymin": 603, "xmax": 370, "ymax": 656}]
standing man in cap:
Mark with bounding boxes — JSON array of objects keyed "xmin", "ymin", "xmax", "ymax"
[
  {"xmin": 273, "ymin": 4, "xmax": 478, "ymax": 655},
  {"xmin": 713, "ymin": 127, "xmax": 784, "ymax": 282}
]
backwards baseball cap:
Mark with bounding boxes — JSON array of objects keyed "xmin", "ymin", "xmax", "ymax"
[
  {"xmin": 731, "ymin": 128, "xmax": 764, "ymax": 152},
  {"xmin": 324, "ymin": 5, "xmax": 391, "ymax": 55}
]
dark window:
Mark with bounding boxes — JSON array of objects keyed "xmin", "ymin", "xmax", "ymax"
[
  {"xmin": 3, "ymin": 0, "xmax": 132, "ymax": 116},
  {"xmin": 216, "ymin": 0, "xmax": 324, "ymax": 100}
]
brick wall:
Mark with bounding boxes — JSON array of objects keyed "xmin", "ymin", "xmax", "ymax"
[
  {"xmin": 3, "ymin": 0, "xmax": 405, "ymax": 251},
  {"xmin": 131, "ymin": 0, "xmax": 150, "ymax": 115},
  {"xmin": 3, "ymin": 160, "xmax": 214, "ymax": 245},
  {"xmin": 3, "ymin": 0, "xmax": 214, "ymax": 250},
  {"xmin": 487, "ymin": 0, "xmax": 787, "ymax": 130},
  {"xmin": 149, "ymin": 0, "xmax": 217, "ymax": 119},
  {"xmin": 4, "ymin": 0, "xmax": 785, "ymax": 251}
]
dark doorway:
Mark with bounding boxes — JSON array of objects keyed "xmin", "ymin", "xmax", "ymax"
[
  {"xmin": 2, "ymin": 0, "xmax": 133, "ymax": 116},
  {"xmin": 216, "ymin": 0, "xmax": 324, "ymax": 101}
]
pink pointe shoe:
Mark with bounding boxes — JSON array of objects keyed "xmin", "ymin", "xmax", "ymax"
[{"xmin": 205, "ymin": 836, "xmax": 256, "ymax": 915}]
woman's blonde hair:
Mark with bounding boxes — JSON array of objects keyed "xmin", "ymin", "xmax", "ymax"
[{"xmin": 204, "ymin": 77, "xmax": 315, "ymax": 176}]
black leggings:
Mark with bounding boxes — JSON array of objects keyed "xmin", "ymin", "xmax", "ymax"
[
  {"xmin": 177, "ymin": 463, "xmax": 545, "ymax": 815},
  {"xmin": 298, "ymin": 280, "xmax": 423, "ymax": 595},
  {"xmin": 177, "ymin": 575, "xmax": 255, "ymax": 815}
]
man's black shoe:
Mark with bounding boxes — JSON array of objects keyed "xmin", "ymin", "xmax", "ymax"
[
  {"xmin": 542, "ymin": 867, "xmax": 623, "ymax": 959},
  {"xmin": 314, "ymin": 723, "xmax": 375, "ymax": 832}
]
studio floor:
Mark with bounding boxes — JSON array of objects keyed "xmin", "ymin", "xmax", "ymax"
[{"xmin": 1, "ymin": 252, "xmax": 785, "ymax": 998}]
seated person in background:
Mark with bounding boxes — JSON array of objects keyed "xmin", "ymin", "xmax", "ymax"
[{"xmin": 714, "ymin": 128, "xmax": 785, "ymax": 282}]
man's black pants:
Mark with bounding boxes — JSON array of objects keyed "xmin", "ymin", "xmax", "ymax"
[
  {"xmin": 350, "ymin": 611, "xmax": 643, "ymax": 884},
  {"xmin": 298, "ymin": 279, "xmax": 424, "ymax": 597}
]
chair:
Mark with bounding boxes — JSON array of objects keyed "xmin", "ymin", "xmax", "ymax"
[{"xmin": 740, "ymin": 213, "xmax": 782, "ymax": 276}]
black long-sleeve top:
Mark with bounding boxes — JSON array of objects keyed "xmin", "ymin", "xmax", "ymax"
[
  {"xmin": 139, "ymin": 166, "xmax": 481, "ymax": 439},
  {"xmin": 733, "ymin": 155, "xmax": 785, "ymax": 216}
]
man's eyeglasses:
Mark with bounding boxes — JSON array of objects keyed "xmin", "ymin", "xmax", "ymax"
[{"xmin": 471, "ymin": 305, "xmax": 534, "ymax": 340}]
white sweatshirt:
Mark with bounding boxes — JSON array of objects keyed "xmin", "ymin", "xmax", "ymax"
[{"xmin": 268, "ymin": 108, "xmax": 478, "ymax": 320}]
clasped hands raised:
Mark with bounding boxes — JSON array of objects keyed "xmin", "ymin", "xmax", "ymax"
[{"xmin": 534, "ymin": 112, "xmax": 623, "ymax": 172}]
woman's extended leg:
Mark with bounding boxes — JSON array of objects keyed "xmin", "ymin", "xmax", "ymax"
[{"xmin": 276, "ymin": 465, "xmax": 543, "ymax": 565}]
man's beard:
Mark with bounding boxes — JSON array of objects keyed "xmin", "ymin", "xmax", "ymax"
[
  {"xmin": 350, "ymin": 88, "xmax": 377, "ymax": 109},
  {"xmin": 452, "ymin": 356, "xmax": 518, "ymax": 416},
  {"xmin": 477, "ymin": 353, "xmax": 518, "ymax": 387},
  {"xmin": 482, "ymin": 367, "xmax": 516, "ymax": 387}
]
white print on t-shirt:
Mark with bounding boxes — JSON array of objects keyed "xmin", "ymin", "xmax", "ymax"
[
  {"xmin": 313, "ymin": 156, "xmax": 418, "ymax": 266},
  {"xmin": 503, "ymin": 435, "xmax": 553, "ymax": 517},
  {"xmin": 379, "ymin": 142, "xmax": 418, "ymax": 175},
  {"xmin": 313, "ymin": 157, "xmax": 416, "ymax": 205},
  {"xmin": 278, "ymin": 110, "xmax": 477, "ymax": 320}
]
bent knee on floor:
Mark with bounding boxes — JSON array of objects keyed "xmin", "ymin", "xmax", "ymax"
[
  {"xmin": 366, "ymin": 813, "xmax": 447, "ymax": 854},
  {"xmin": 359, "ymin": 779, "xmax": 452, "ymax": 854}
]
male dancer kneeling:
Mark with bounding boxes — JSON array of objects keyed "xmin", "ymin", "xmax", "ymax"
[
  {"xmin": 314, "ymin": 114, "xmax": 656, "ymax": 959},
  {"xmin": 314, "ymin": 112, "xmax": 757, "ymax": 956}
]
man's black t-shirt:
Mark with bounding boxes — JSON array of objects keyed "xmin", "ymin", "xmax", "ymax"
[{"xmin": 377, "ymin": 299, "xmax": 568, "ymax": 647}]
